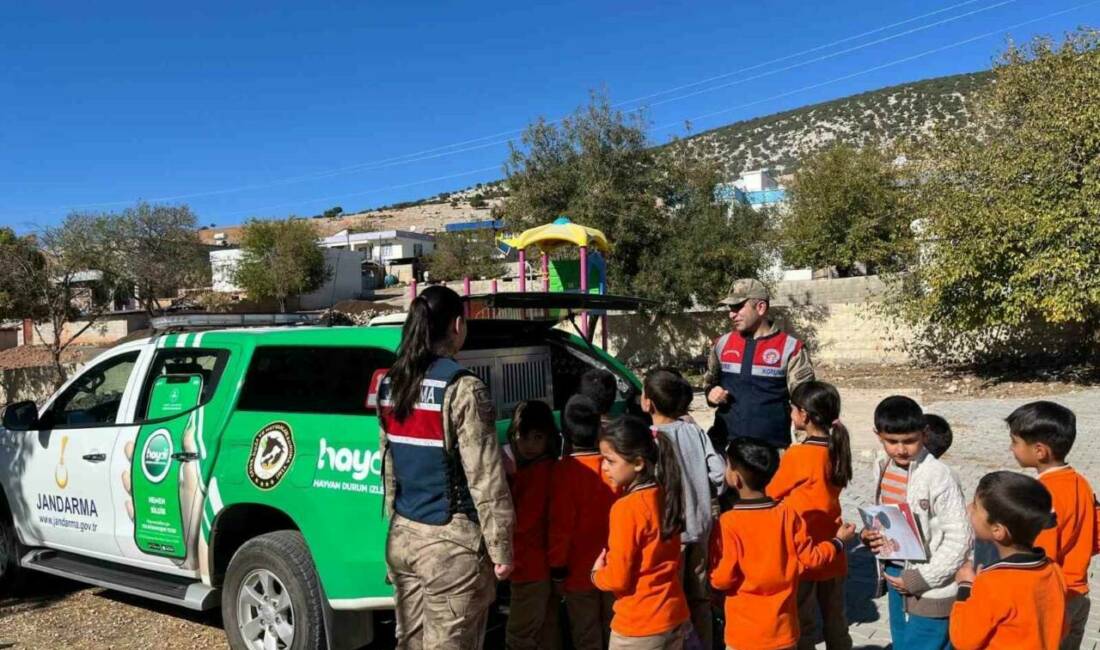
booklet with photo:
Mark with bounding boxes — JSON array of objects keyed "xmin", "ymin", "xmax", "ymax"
[{"xmin": 858, "ymin": 503, "xmax": 928, "ymax": 561}]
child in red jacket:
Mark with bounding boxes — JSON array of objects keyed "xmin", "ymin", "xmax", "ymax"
[
  {"xmin": 549, "ymin": 395, "xmax": 618, "ymax": 650},
  {"xmin": 592, "ymin": 415, "xmax": 690, "ymax": 649},
  {"xmin": 506, "ymin": 400, "xmax": 562, "ymax": 650}
]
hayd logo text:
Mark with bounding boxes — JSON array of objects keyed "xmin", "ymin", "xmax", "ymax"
[{"xmin": 316, "ymin": 438, "xmax": 382, "ymax": 481}]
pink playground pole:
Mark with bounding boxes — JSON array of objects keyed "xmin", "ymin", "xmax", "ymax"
[
  {"xmin": 463, "ymin": 277, "xmax": 471, "ymax": 318},
  {"xmin": 490, "ymin": 279, "xmax": 498, "ymax": 294},
  {"xmin": 409, "ymin": 280, "xmax": 418, "ymax": 306},
  {"xmin": 580, "ymin": 246, "xmax": 589, "ymax": 337},
  {"xmin": 518, "ymin": 249, "xmax": 527, "ymax": 293},
  {"xmin": 541, "ymin": 252, "xmax": 549, "ymax": 292}
]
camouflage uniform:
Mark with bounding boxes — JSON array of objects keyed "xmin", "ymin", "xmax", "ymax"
[{"xmin": 381, "ymin": 375, "xmax": 515, "ymax": 650}]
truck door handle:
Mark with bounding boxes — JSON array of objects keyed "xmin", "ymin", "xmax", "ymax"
[
  {"xmin": 171, "ymin": 452, "xmax": 199, "ymax": 462},
  {"xmin": 82, "ymin": 453, "xmax": 106, "ymax": 462}
]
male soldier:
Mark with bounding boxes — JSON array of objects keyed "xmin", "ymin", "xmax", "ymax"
[{"xmin": 703, "ymin": 278, "xmax": 814, "ymax": 451}]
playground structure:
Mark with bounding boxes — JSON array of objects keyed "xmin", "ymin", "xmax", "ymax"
[{"xmin": 408, "ymin": 216, "xmax": 613, "ymax": 347}]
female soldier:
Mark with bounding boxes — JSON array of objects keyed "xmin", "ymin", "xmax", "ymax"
[{"xmin": 379, "ymin": 285, "xmax": 515, "ymax": 649}]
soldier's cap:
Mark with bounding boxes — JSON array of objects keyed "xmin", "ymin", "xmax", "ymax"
[{"xmin": 719, "ymin": 278, "xmax": 770, "ymax": 307}]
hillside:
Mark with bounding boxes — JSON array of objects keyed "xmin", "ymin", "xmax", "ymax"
[
  {"xmin": 674, "ymin": 70, "xmax": 992, "ymax": 176},
  {"xmin": 202, "ymin": 71, "xmax": 993, "ymax": 241}
]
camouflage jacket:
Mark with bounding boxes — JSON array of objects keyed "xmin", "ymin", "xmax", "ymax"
[{"xmin": 380, "ymin": 374, "xmax": 515, "ymax": 565}]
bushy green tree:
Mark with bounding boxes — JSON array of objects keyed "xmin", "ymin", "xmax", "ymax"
[
  {"xmin": 0, "ymin": 220, "xmax": 118, "ymax": 386},
  {"xmin": 424, "ymin": 231, "xmax": 505, "ymax": 281},
  {"xmin": 233, "ymin": 219, "xmax": 329, "ymax": 312},
  {"xmin": 896, "ymin": 29, "xmax": 1100, "ymax": 362},
  {"xmin": 779, "ymin": 144, "xmax": 912, "ymax": 275}
]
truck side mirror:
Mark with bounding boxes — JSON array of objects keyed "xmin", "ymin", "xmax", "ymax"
[
  {"xmin": 364, "ymin": 368, "xmax": 389, "ymax": 412},
  {"xmin": 2, "ymin": 400, "xmax": 39, "ymax": 431}
]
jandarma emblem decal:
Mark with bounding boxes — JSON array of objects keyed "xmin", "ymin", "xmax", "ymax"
[{"xmin": 247, "ymin": 422, "xmax": 295, "ymax": 490}]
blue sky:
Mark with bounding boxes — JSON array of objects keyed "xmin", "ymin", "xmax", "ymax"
[{"xmin": 1, "ymin": 0, "xmax": 1096, "ymax": 232}]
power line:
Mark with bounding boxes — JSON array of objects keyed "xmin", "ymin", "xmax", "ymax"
[
  {"xmin": 226, "ymin": 0, "xmax": 1096, "ymax": 219},
  {"xmin": 219, "ymin": 166, "xmax": 501, "ymax": 218},
  {"xmin": 654, "ymin": 0, "xmax": 1100, "ymax": 133},
  {"xmin": 57, "ymin": 0, "xmax": 1009, "ymax": 210}
]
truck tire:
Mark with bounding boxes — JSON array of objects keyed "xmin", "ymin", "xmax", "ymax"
[
  {"xmin": 222, "ymin": 531, "xmax": 327, "ymax": 650},
  {"xmin": 0, "ymin": 511, "xmax": 24, "ymax": 594}
]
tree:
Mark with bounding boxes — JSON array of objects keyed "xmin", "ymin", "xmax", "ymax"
[
  {"xmin": 322, "ymin": 206, "xmax": 344, "ymax": 219},
  {"xmin": 0, "ymin": 220, "xmax": 118, "ymax": 387},
  {"xmin": 233, "ymin": 219, "xmax": 330, "ymax": 312},
  {"xmin": 78, "ymin": 202, "xmax": 209, "ymax": 315},
  {"xmin": 895, "ymin": 29, "xmax": 1100, "ymax": 362},
  {"xmin": 424, "ymin": 231, "xmax": 505, "ymax": 281},
  {"xmin": 779, "ymin": 144, "xmax": 912, "ymax": 275},
  {"xmin": 501, "ymin": 94, "xmax": 762, "ymax": 308},
  {"xmin": 468, "ymin": 194, "xmax": 487, "ymax": 209}
]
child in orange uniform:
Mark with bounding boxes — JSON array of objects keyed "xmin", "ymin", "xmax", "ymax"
[
  {"xmin": 643, "ymin": 368, "xmax": 725, "ymax": 650},
  {"xmin": 1006, "ymin": 401, "xmax": 1099, "ymax": 650},
  {"xmin": 711, "ymin": 437, "xmax": 856, "ymax": 650},
  {"xmin": 592, "ymin": 415, "xmax": 690, "ymax": 649},
  {"xmin": 549, "ymin": 395, "xmax": 618, "ymax": 650},
  {"xmin": 766, "ymin": 381, "xmax": 853, "ymax": 650},
  {"xmin": 506, "ymin": 400, "xmax": 562, "ymax": 650},
  {"xmin": 950, "ymin": 471, "xmax": 1067, "ymax": 650}
]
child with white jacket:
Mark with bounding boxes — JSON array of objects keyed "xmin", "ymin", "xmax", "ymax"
[{"xmin": 859, "ymin": 396, "xmax": 972, "ymax": 650}]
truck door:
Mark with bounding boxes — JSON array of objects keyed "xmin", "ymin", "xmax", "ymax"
[
  {"xmin": 14, "ymin": 348, "xmax": 145, "ymax": 559},
  {"xmin": 111, "ymin": 346, "xmax": 232, "ymax": 572}
]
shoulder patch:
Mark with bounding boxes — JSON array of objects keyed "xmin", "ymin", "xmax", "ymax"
[{"xmin": 919, "ymin": 498, "xmax": 930, "ymax": 512}]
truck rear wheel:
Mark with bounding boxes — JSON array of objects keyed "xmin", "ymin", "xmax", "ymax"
[{"xmin": 222, "ymin": 531, "xmax": 326, "ymax": 650}]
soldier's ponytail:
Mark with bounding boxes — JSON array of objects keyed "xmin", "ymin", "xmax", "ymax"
[
  {"xmin": 602, "ymin": 416, "xmax": 684, "ymax": 540},
  {"xmin": 387, "ymin": 286, "xmax": 464, "ymax": 421},
  {"xmin": 791, "ymin": 381, "xmax": 852, "ymax": 488}
]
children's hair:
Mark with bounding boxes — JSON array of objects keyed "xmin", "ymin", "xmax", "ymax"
[
  {"xmin": 974, "ymin": 470, "xmax": 1053, "ymax": 547},
  {"xmin": 643, "ymin": 367, "xmax": 693, "ymax": 418},
  {"xmin": 387, "ymin": 286, "xmax": 464, "ymax": 421},
  {"xmin": 601, "ymin": 415, "xmax": 684, "ymax": 540},
  {"xmin": 1005, "ymin": 401, "xmax": 1076, "ymax": 461},
  {"xmin": 508, "ymin": 400, "xmax": 561, "ymax": 460},
  {"xmin": 579, "ymin": 369, "xmax": 618, "ymax": 415},
  {"xmin": 790, "ymin": 381, "xmax": 852, "ymax": 488},
  {"xmin": 874, "ymin": 395, "xmax": 925, "ymax": 435},
  {"xmin": 724, "ymin": 437, "xmax": 780, "ymax": 492},
  {"xmin": 562, "ymin": 395, "xmax": 602, "ymax": 450},
  {"xmin": 923, "ymin": 414, "xmax": 953, "ymax": 459}
]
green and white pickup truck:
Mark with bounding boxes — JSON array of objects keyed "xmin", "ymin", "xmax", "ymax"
[{"xmin": 0, "ymin": 294, "xmax": 644, "ymax": 649}]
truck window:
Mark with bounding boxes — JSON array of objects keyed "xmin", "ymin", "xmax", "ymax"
[
  {"xmin": 237, "ymin": 346, "xmax": 397, "ymax": 415},
  {"xmin": 43, "ymin": 351, "xmax": 141, "ymax": 428},
  {"xmin": 134, "ymin": 349, "xmax": 230, "ymax": 420}
]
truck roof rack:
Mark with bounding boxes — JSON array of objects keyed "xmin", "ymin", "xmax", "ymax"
[{"xmin": 151, "ymin": 313, "xmax": 322, "ymax": 332}]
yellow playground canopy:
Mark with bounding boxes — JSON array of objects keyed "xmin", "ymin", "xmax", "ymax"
[{"xmin": 501, "ymin": 216, "xmax": 611, "ymax": 253}]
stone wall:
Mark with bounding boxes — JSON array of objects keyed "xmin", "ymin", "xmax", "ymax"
[{"xmin": 604, "ymin": 275, "xmax": 914, "ymax": 369}]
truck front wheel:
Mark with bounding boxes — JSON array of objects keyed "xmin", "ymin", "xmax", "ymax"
[
  {"xmin": 222, "ymin": 531, "xmax": 327, "ymax": 650},
  {"xmin": 0, "ymin": 512, "xmax": 24, "ymax": 593}
]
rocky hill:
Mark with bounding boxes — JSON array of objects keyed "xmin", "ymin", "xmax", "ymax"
[
  {"xmin": 673, "ymin": 70, "xmax": 992, "ymax": 176},
  {"xmin": 202, "ymin": 71, "xmax": 993, "ymax": 239}
]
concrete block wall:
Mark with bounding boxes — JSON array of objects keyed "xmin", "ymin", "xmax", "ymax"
[{"xmin": 30, "ymin": 313, "xmax": 150, "ymax": 347}]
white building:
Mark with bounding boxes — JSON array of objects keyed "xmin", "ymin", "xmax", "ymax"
[
  {"xmin": 210, "ymin": 247, "xmax": 371, "ymax": 309},
  {"xmin": 317, "ymin": 229, "xmax": 434, "ymax": 265}
]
